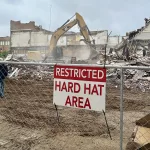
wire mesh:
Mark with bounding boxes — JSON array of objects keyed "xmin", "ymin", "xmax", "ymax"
[
  {"xmin": 123, "ymin": 68, "xmax": 150, "ymax": 150},
  {"xmin": 0, "ymin": 63, "xmax": 149, "ymax": 150}
]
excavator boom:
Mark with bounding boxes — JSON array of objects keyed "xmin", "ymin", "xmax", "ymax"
[
  {"xmin": 49, "ymin": 19, "xmax": 77, "ymax": 57},
  {"xmin": 44, "ymin": 12, "xmax": 97, "ymax": 61}
]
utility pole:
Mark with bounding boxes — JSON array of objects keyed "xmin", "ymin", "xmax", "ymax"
[{"xmin": 49, "ymin": 4, "xmax": 52, "ymax": 31}]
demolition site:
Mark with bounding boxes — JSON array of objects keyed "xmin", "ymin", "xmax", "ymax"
[{"xmin": 0, "ymin": 10, "xmax": 150, "ymax": 150}]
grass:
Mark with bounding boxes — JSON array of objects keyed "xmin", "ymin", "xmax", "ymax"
[{"xmin": 0, "ymin": 51, "xmax": 9, "ymax": 58}]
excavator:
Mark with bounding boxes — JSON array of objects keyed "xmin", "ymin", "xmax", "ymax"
[{"xmin": 43, "ymin": 12, "xmax": 98, "ymax": 62}]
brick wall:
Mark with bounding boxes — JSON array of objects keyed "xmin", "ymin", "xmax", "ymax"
[
  {"xmin": 10, "ymin": 20, "xmax": 52, "ymax": 33},
  {"xmin": 0, "ymin": 46, "xmax": 9, "ymax": 51},
  {"xmin": 11, "ymin": 20, "xmax": 39, "ymax": 31},
  {"xmin": 0, "ymin": 36, "xmax": 10, "ymax": 52}
]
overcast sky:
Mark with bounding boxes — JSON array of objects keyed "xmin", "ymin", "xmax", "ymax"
[{"xmin": 0, "ymin": 0, "xmax": 149, "ymax": 36}]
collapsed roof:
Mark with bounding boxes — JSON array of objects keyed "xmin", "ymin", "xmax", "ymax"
[{"xmin": 127, "ymin": 18, "xmax": 150, "ymax": 41}]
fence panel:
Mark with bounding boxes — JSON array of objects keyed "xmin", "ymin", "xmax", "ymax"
[
  {"xmin": 123, "ymin": 68, "xmax": 150, "ymax": 150},
  {"xmin": 0, "ymin": 62, "xmax": 149, "ymax": 150}
]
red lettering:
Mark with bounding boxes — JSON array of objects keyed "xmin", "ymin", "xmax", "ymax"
[
  {"xmin": 78, "ymin": 97, "xmax": 83, "ymax": 108},
  {"xmin": 74, "ymin": 83, "xmax": 80, "ymax": 93},
  {"xmin": 72, "ymin": 96, "xmax": 77, "ymax": 107},
  {"xmin": 65, "ymin": 96, "xmax": 71, "ymax": 106},
  {"xmin": 68, "ymin": 82, "xmax": 73, "ymax": 92},
  {"xmin": 91, "ymin": 84, "xmax": 98, "ymax": 95},
  {"xmin": 55, "ymin": 66, "xmax": 106, "ymax": 82},
  {"xmin": 61, "ymin": 82, "xmax": 67, "ymax": 91},
  {"xmin": 64, "ymin": 96, "xmax": 91, "ymax": 110},
  {"xmin": 98, "ymin": 84, "xmax": 104, "ymax": 96},
  {"xmin": 55, "ymin": 81, "xmax": 61, "ymax": 91},
  {"xmin": 84, "ymin": 83, "xmax": 104, "ymax": 96},
  {"xmin": 84, "ymin": 83, "xmax": 91, "ymax": 94},
  {"xmin": 55, "ymin": 81, "xmax": 81, "ymax": 93},
  {"xmin": 84, "ymin": 98, "xmax": 91, "ymax": 109}
]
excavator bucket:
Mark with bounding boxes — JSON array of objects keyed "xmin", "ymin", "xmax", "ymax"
[{"xmin": 44, "ymin": 12, "xmax": 99, "ymax": 63}]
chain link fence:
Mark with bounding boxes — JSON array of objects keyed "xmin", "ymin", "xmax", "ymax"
[{"xmin": 0, "ymin": 62, "xmax": 149, "ymax": 150}]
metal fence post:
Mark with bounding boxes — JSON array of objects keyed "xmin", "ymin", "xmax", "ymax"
[{"xmin": 120, "ymin": 68, "xmax": 124, "ymax": 150}]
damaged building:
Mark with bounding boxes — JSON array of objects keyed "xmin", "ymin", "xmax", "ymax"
[
  {"xmin": 10, "ymin": 20, "xmax": 52, "ymax": 61},
  {"xmin": 0, "ymin": 36, "xmax": 10, "ymax": 52},
  {"xmin": 106, "ymin": 18, "xmax": 150, "ymax": 92},
  {"xmin": 120, "ymin": 18, "xmax": 150, "ymax": 61},
  {"xmin": 10, "ymin": 20, "xmax": 124, "ymax": 61},
  {"xmin": 130, "ymin": 21, "xmax": 150, "ymax": 58},
  {"xmin": 6, "ymin": 18, "xmax": 150, "ymax": 92}
]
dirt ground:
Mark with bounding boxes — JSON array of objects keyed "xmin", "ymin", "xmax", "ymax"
[{"xmin": 0, "ymin": 79, "xmax": 149, "ymax": 150}]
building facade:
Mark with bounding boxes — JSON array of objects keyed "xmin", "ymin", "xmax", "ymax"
[
  {"xmin": 10, "ymin": 20, "xmax": 51, "ymax": 56},
  {"xmin": 10, "ymin": 20, "xmax": 123, "ymax": 60},
  {"xmin": 0, "ymin": 36, "xmax": 10, "ymax": 52}
]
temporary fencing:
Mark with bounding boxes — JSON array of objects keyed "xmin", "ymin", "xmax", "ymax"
[{"xmin": 0, "ymin": 61, "xmax": 149, "ymax": 150}]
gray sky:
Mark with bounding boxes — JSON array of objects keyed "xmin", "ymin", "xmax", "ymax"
[{"xmin": 0, "ymin": 0, "xmax": 149, "ymax": 36}]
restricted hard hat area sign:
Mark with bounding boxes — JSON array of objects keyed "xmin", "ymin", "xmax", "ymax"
[{"xmin": 53, "ymin": 65, "xmax": 106, "ymax": 112}]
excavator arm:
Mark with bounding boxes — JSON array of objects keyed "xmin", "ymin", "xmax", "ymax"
[
  {"xmin": 49, "ymin": 19, "xmax": 77, "ymax": 57},
  {"xmin": 44, "ymin": 12, "xmax": 97, "ymax": 61},
  {"xmin": 76, "ymin": 13, "xmax": 94, "ymax": 45}
]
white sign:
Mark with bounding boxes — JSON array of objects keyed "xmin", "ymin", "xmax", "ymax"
[{"xmin": 53, "ymin": 65, "xmax": 106, "ymax": 111}]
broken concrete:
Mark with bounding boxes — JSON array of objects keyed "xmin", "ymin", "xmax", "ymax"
[{"xmin": 7, "ymin": 65, "xmax": 54, "ymax": 81}]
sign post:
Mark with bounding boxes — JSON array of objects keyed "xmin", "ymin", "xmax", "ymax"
[
  {"xmin": 53, "ymin": 64, "xmax": 112, "ymax": 139},
  {"xmin": 53, "ymin": 65, "xmax": 106, "ymax": 112}
]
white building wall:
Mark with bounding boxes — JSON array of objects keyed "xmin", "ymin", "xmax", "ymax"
[
  {"xmin": 57, "ymin": 36, "xmax": 67, "ymax": 46},
  {"xmin": 119, "ymin": 36, "xmax": 122, "ymax": 43},
  {"xmin": 134, "ymin": 24, "xmax": 150, "ymax": 40},
  {"xmin": 11, "ymin": 30, "xmax": 122, "ymax": 48},
  {"xmin": 11, "ymin": 31, "xmax": 50, "ymax": 47},
  {"xmin": 108, "ymin": 36, "xmax": 119, "ymax": 47},
  {"xmin": 11, "ymin": 32, "xmax": 30, "ymax": 47},
  {"xmin": 96, "ymin": 31, "xmax": 108, "ymax": 44},
  {"xmin": 91, "ymin": 35, "xmax": 96, "ymax": 43},
  {"xmin": 134, "ymin": 33, "xmax": 150, "ymax": 40},
  {"xmin": 79, "ymin": 35, "xmax": 96, "ymax": 45},
  {"xmin": 79, "ymin": 31, "xmax": 108, "ymax": 45},
  {"xmin": 31, "ymin": 31, "xmax": 49, "ymax": 46}
]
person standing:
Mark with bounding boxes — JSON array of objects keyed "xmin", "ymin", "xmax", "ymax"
[{"xmin": 0, "ymin": 64, "xmax": 8, "ymax": 98}]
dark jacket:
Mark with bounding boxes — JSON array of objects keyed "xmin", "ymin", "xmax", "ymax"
[{"xmin": 0, "ymin": 64, "xmax": 8, "ymax": 80}]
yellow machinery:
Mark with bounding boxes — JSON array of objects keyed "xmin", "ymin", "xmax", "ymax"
[{"xmin": 44, "ymin": 12, "xmax": 98, "ymax": 62}]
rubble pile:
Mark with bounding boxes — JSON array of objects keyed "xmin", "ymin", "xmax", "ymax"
[
  {"xmin": 99, "ymin": 18, "xmax": 150, "ymax": 92},
  {"xmin": 8, "ymin": 65, "xmax": 54, "ymax": 81},
  {"xmin": 3, "ymin": 19, "xmax": 150, "ymax": 91},
  {"xmin": 107, "ymin": 69, "xmax": 150, "ymax": 92},
  {"xmin": 124, "ymin": 69, "xmax": 150, "ymax": 92},
  {"xmin": 5, "ymin": 53, "xmax": 150, "ymax": 92},
  {"xmin": 136, "ymin": 56, "xmax": 150, "ymax": 66}
]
